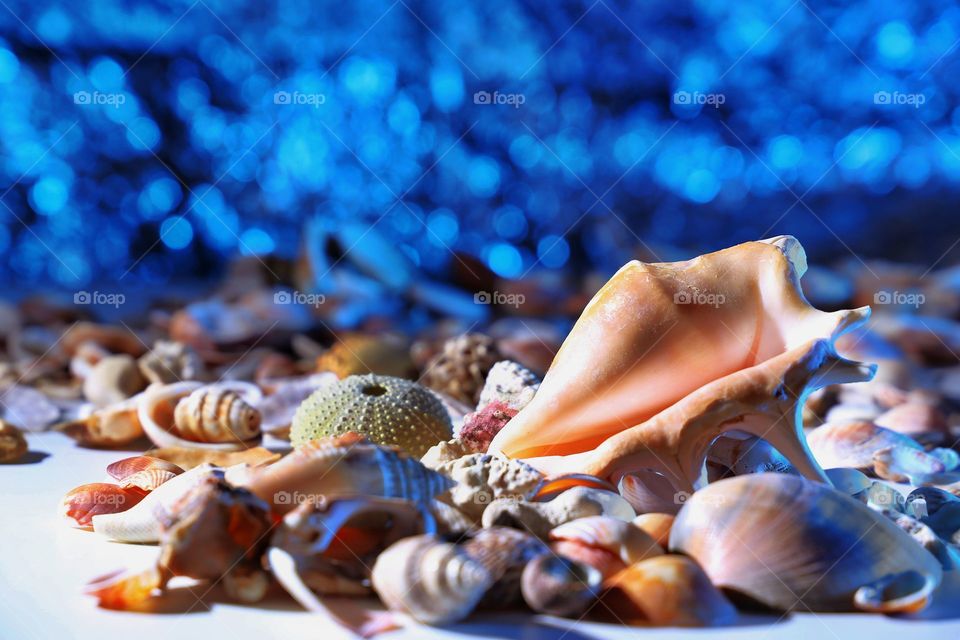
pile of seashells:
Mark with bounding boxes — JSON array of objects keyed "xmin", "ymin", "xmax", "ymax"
[{"xmin": 3, "ymin": 236, "xmax": 960, "ymax": 634}]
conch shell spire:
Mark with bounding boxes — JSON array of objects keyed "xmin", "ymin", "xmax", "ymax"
[{"xmin": 488, "ymin": 237, "xmax": 875, "ymax": 490}]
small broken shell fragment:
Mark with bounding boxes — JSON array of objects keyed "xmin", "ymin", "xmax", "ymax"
[
  {"xmin": 482, "ymin": 486, "xmax": 635, "ymax": 539},
  {"xmin": 0, "ymin": 419, "xmax": 28, "ymax": 463},
  {"xmin": 521, "ymin": 554, "xmax": 601, "ymax": 617},
  {"xmin": 477, "ymin": 360, "xmax": 540, "ymax": 411},
  {"xmin": 372, "ymin": 534, "xmax": 493, "ymax": 625},
  {"xmin": 61, "ymin": 483, "xmax": 145, "ymax": 529},
  {"xmin": 599, "ymin": 555, "xmax": 738, "ymax": 627}
]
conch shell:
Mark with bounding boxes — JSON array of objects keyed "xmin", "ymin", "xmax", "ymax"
[
  {"xmin": 489, "ymin": 237, "xmax": 874, "ymax": 492},
  {"xmin": 669, "ymin": 474, "xmax": 942, "ymax": 613},
  {"xmin": 240, "ymin": 433, "xmax": 453, "ymax": 514},
  {"xmin": 138, "ymin": 381, "xmax": 263, "ymax": 451}
]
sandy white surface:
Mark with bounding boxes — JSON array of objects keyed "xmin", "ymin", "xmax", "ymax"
[{"xmin": 2, "ymin": 431, "xmax": 959, "ymax": 640}]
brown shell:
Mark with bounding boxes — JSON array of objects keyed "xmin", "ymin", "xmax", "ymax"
[
  {"xmin": 0, "ymin": 420, "xmax": 28, "ymax": 463},
  {"xmin": 173, "ymin": 387, "xmax": 262, "ymax": 443}
]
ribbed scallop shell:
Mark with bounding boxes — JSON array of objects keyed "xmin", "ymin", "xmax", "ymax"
[
  {"xmin": 174, "ymin": 387, "xmax": 262, "ymax": 443},
  {"xmin": 106, "ymin": 455, "xmax": 184, "ymax": 481},
  {"xmin": 60, "ymin": 483, "xmax": 144, "ymax": 528},
  {"xmin": 372, "ymin": 534, "xmax": 493, "ymax": 625},
  {"xmin": 669, "ymin": 474, "xmax": 943, "ymax": 613}
]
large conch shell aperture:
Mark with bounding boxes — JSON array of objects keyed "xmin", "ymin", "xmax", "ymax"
[{"xmin": 488, "ymin": 237, "xmax": 875, "ymax": 491}]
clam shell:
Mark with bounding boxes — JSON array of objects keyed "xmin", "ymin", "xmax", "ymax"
[
  {"xmin": 807, "ymin": 420, "xmax": 941, "ymax": 481},
  {"xmin": 632, "ymin": 513, "xmax": 675, "ymax": 549},
  {"xmin": 599, "ymin": 555, "xmax": 737, "ymax": 627},
  {"xmin": 669, "ymin": 474, "xmax": 943, "ymax": 613},
  {"xmin": 241, "ymin": 433, "xmax": 453, "ymax": 514},
  {"xmin": 372, "ymin": 534, "xmax": 493, "ymax": 625}
]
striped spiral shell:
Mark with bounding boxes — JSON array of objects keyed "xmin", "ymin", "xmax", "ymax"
[{"xmin": 174, "ymin": 387, "xmax": 262, "ymax": 443}]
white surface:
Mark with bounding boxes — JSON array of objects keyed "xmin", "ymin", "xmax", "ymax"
[{"xmin": 2, "ymin": 431, "xmax": 959, "ymax": 640}]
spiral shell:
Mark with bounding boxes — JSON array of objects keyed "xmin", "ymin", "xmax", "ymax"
[
  {"xmin": 139, "ymin": 381, "xmax": 263, "ymax": 451},
  {"xmin": 372, "ymin": 534, "xmax": 493, "ymax": 625},
  {"xmin": 521, "ymin": 554, "xmax": 602, "ymax": 617}
]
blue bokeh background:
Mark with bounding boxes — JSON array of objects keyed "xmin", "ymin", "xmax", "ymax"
[{"xmin": 1, "ymin": 0, "xmax": 959, "ymax": 291}]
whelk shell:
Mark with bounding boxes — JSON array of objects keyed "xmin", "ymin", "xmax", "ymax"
[
  {"xmin": 240, "ymin": 433, "xmax": 453, "ymax": 514},
  {"xmin": 489, "ymin": 236, "xmax": 874, "ymax": 494},
  {"xmin": 599, "ymin": 555, "xmax": 737, "ymax": 627},
  {"xmin": 669, "ymin": 474, "xmax": 943, "ymax": 613},
  {"xmin": 371, "ymin": 534, "xmax": 493, "ymax": 625}
]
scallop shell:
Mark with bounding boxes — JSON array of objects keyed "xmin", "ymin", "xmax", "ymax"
[
  {"xmin": 521, "ymin": 554, "xmax": 602, "ymax": 617},
  {"xmin": 489, "ymin": 236, "xmax": 874, "ymax": 492},
  {"xmin": 138, "ymin": 381, "xmax": 263, "ymax": 451},
  {"xmin": 669, "ymin": 474, "xmax": 943, "ymax": 613},
  {"xmin": 371, "ymin": 534, "xmax": 493, "ymax": 625},
  {"xmin": 599, "ymin": 555, "xmax": 737, "ymax": 627},
  {"xmin": 60, "ymin": 483, "xmax": 145, "ymax": 529},
  {"xmin": 106, "ymin": 456, "xmax": 184, "ymax": 482},
  {"xmin": 240, "ymin": 433, "xmax": 453, "ymax": 514}
]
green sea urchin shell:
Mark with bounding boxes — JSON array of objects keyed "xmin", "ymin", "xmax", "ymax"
[{"xmin": 291, "ymin": 374, "xmax": 452, "ymax": 456}]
